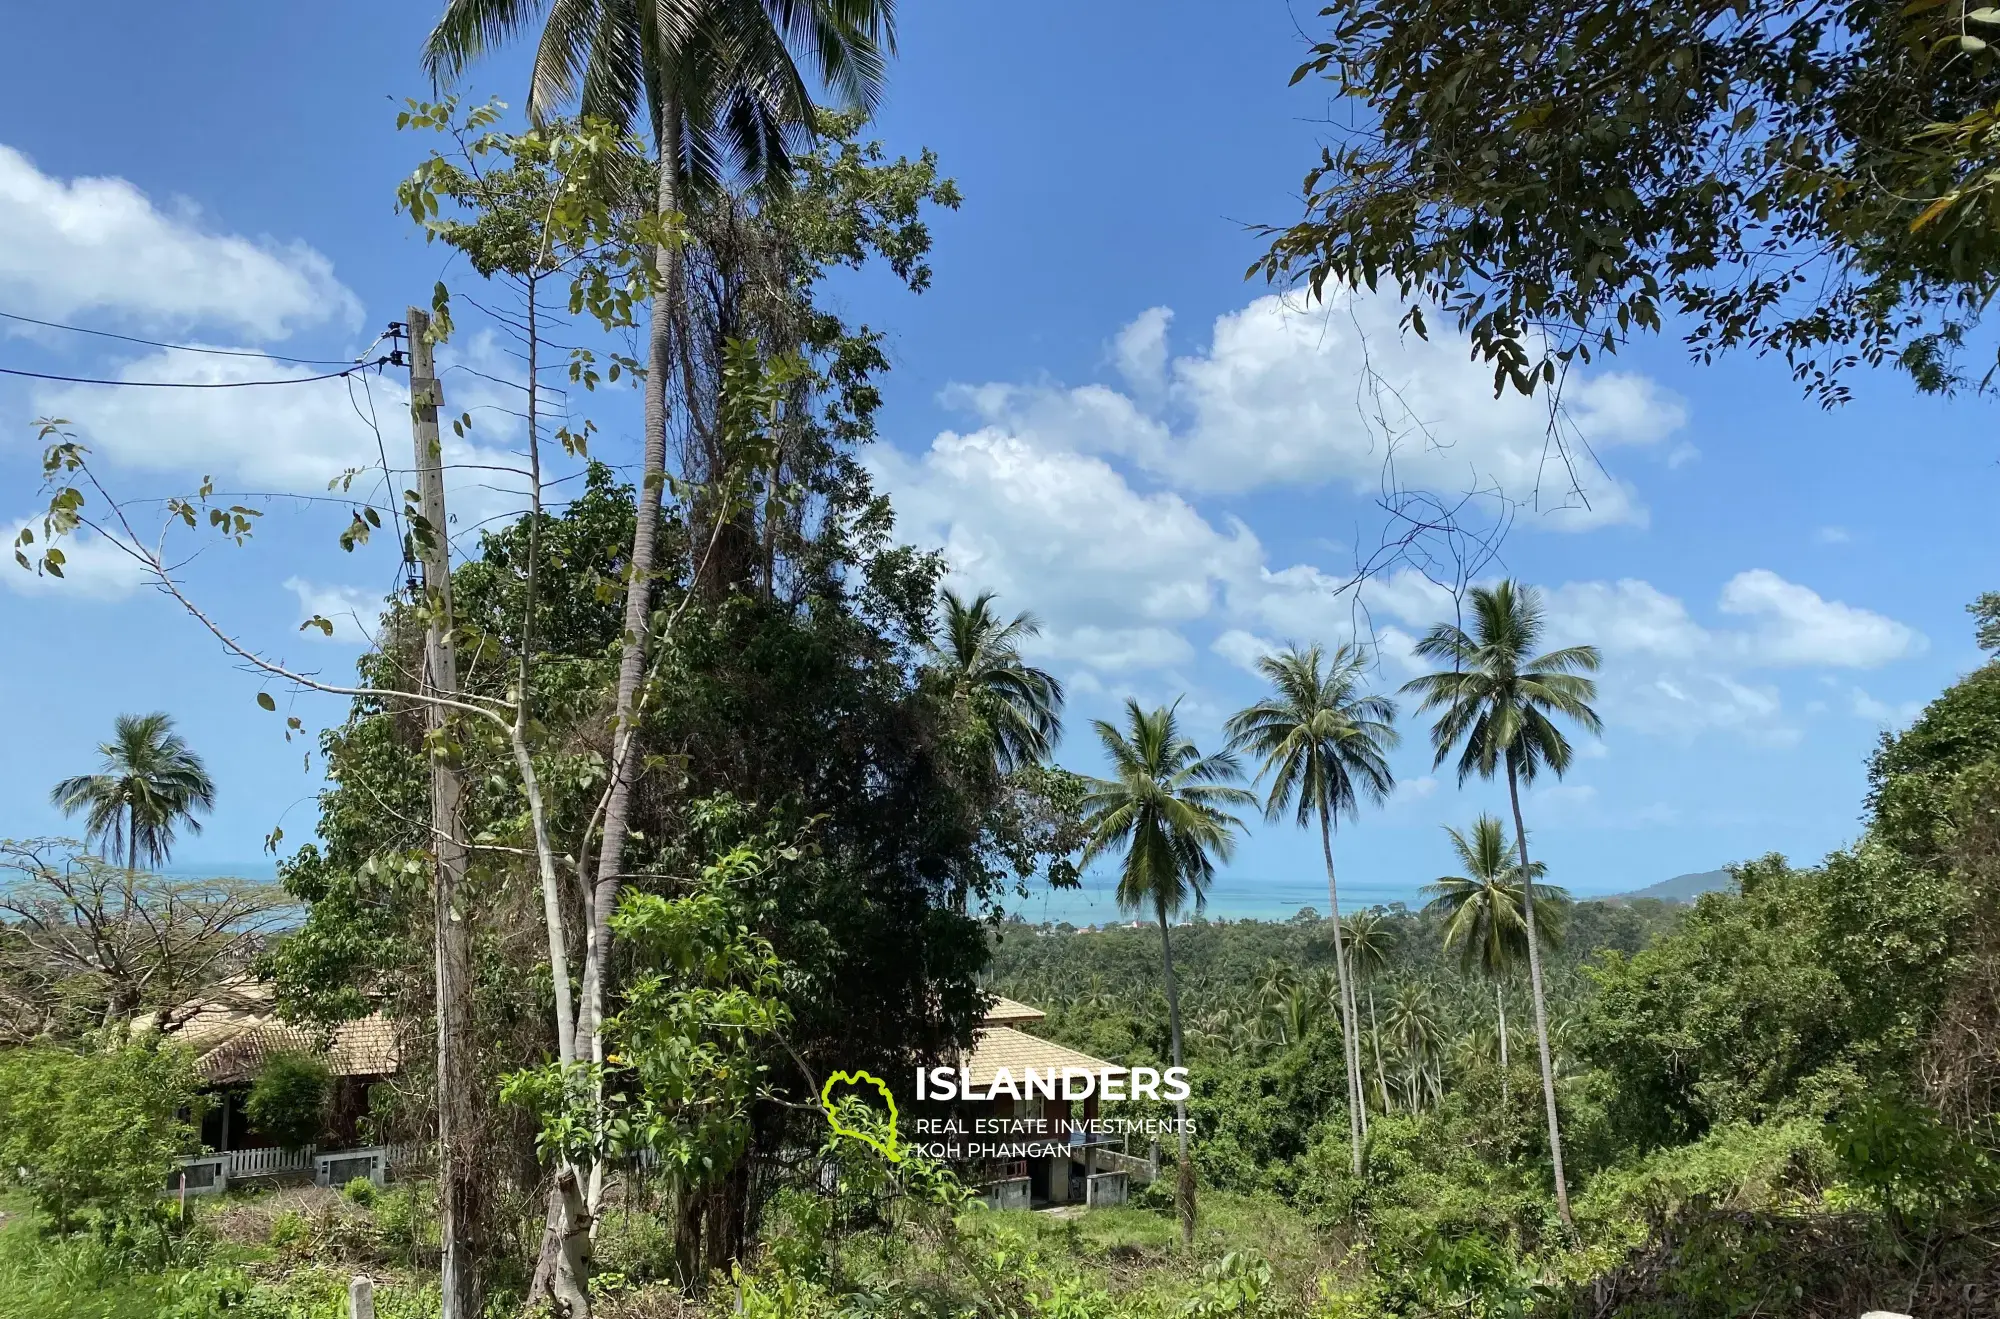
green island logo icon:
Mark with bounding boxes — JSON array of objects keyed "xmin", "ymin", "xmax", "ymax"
[{"xmin": 820, "ymin": 1069, "xmax": 902, "ymax": 1162}]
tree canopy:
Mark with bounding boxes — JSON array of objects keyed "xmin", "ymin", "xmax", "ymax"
[{"xmin": 1263, "ymin": 0, "xmax": 2000, "ymax": 403}]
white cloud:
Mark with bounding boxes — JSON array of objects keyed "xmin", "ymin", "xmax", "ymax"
[
  {"xmin": 33, "ymin": 343, "xmax": 532, "ymax": 510},
  {"xmin": 1816, "ymin": 525, "xmax": 1852, "ymax": 545},
  {"xmin": 1718, "ymin": 569, "xmax": 1924, "ymax": 668},
  {"xmin": 3, "ymin": 519, "xmax": 146, "ymax": 600},
  {"xmin": 284, "ymin": 577, "xmax": 384, "ymax": 646},
  {"xmin": 873, "ymin": 427, "xmax": 1261, "ymax": 672},
  {"xmin": 0, "ymin": 144, "xmax": 359, "ymax": 338},
  {"xmin": 1849, "ymin": 686, "xmax": 1924, "ymax": 727},
  {"xmin": 948, "ymin": 292, "xmax": 1687, "ymax": 529},
  {"xmin": 1211, "ymin": 629, "xmax": 1277, "ymax": 675},
  {"xmin": 1111, "ymin": 306, "xmax": 1173, "ymax": 396}
]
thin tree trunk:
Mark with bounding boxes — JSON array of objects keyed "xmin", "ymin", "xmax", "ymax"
[
  {"xmin": 1317, "ymin": 809, "xmax": 1366, "ymax": 1175},
  {"xmin": 518, "ymin": 260, "xmax": 594, "ymax": 1319},
  {"xmin": 578, "ymin": 99, "xmax": 683, "ymax": 1073},
  {"xmin": 1496, "ymin": 983, "xmax": 1509, "ymax": 1107},
  {"xmin": 1507, "ymin": 760, "xmax": 1573, "ymax": 1231},
  {"xmin": 1368, "ymin": 983, "xmax": 1386, "ymax": 1114},
  {"xmin": 1157, "ymin": 907, "xmax": 1194, "ymax": 1249}
]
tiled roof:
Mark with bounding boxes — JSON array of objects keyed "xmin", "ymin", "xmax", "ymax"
[
  {"xmin": 194, "ymin": 1013, "xmax": 400, "ymax": 1085},
  {"xmin": 146, "ymin": 979, "xmax": 401, "ymax": 1085},
  {"xmin": 981, "ymin": 995, "xmax": 1046, "ymax": 1025},
  {"xmin": 962, "ymin": 1026, "xmax": 1125, "ymax": 1089}
]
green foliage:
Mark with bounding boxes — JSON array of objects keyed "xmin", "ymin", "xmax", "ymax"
[
  {"xmin": 242, "ymin": 1054, "xmax": 330, "ymax": 1153},
  {"xmin": 1829, "ymin": 1091, "xmax": 1997, "ymax": 1222},
  {"xmin": 1263, "ymin": 0, "xmax": 2000, "ymax": 402},
  {"xmin": 0, "ymin": 1044, "xmax": 201, "ymax": 1232},
  {"xmin": 47, "ymin": 712, "xmax": 214, "ymax": 874},
  {"xmin": 1868, "ymin": 659, "xmax": 2000, "ymax": 865},
  {"xmin": 1577, "ymin": 848, "xmax": 1965, "ymax": 1150}
]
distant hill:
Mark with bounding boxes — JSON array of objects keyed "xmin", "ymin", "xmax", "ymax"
[{"xmin": 1602, "ymin": 869, "xmax": 1735, "ymax": 905}]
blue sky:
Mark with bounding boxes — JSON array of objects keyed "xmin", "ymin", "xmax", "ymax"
[{"xmin": 0, "ymin": 3, "xmax": 1991, "ymax": 915}]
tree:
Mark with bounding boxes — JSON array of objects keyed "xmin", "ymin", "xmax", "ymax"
[
  {"xmin": 0, "ymin": 1041, "xmax": 202, "ymax": 1235},
  {"xmin": 929, "ymin": 588, "xmax": 1065, "ymax": 773},
  {"xmin": 0, "ymin": 840, "xmax": 294, "ymax": 1031},
  {"xmin": 1080, "ymin": 700, "xmax": 1253, "ymax": 1247},
  {"xmin": 1262, "ymin": 0, "xmax": 2000, "ymax": 404},
  {"xmin": 422, "ymin": 0, "xmax": 898, "ymax": 1118},
  {"xmin": 1421, "ymin": 815, "xmax": 1568, "ymax": 1101},
  {"xmin": 1341, "ymin": 909, "xmax": 1394, "ymax": 1114},
  {"xmin": 244, "ymin": 1053, "xmax": 333, "ymax": 1153},
  {"xmin": 1401, "ymin": 580, "xmax": 1600, "ymax": 1228},
  {"xmin": 49, "ymin": 713, "xmax": 215, "ymax": 874},
  {"xmin": 1381, "ymin": 980, "xmax": 1445, "ymax": 1112},
  {"xmin": 1225, "ymin": 642, "xmax": 1397, "ymax": 1176}
]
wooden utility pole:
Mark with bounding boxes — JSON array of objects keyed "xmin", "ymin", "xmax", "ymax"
[{"xmin": 407, "ymin": 307, "xmax": 481, "ymax": 1318}]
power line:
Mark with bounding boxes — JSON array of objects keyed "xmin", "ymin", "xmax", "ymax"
[
  {"xmin": 0, "ymin": 308, "xmax": 363, "ymax": 366},
  {"xmin": 0, "ymin": 358, "xmax": 391, "ymax": 389}
]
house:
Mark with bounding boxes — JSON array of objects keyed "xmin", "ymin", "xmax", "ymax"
[
  {"xmin": 150, "ymin": 980, "xmax": 403, "ymax": 1186},
  {"xmin": 948, "ymin": 996, "xmax": 1152, "ymax": 1209}
]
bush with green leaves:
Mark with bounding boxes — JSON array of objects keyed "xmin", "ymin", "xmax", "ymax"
[
  {"xmin": 243, "ymin": 1051, "xmax": 331, "ymax": 1152},
  {"xmin": 0, "ymin": 1040, "xmax": 202, "ymax": 1232}
]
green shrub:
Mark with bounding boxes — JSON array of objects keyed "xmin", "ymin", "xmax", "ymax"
[
  {"xmin": 0, "ymin": 1041, "xmax": 202, "ymax": 1233},
  {"xmin": 243, "ymin": 1053, "xmax": 331, "ymax": 1152},
  {"xmin": 340, "ymin": 1176, "xmax": 378, "ymax": 1208}
]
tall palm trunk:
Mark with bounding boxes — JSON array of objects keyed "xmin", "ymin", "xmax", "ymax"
[
  {"xmin": 539, "ymin": 95, "xmax": 687, "ymax": 1319},
  {"xmin": 1317, "ymin": 810, "xmax": 1366, "ymax": 1174},
  {"xmin": 1495, "ymin": 983, "xmax": 1509, "ymax": 1107},
  {"xmin": 127, "ymin": 804, "xmax": 137, "ymax": 874},
  {"xmin": 1367, "ymin": 983, "xmax": 1386, "ymax": 1113},
  {"xmin": 1157, "ymin": 907, "xmax": 1194, "ymax": 1249},
  {"xmin": 579, "ymin": 95, "xmax": 683, "ymax": 1068},
  {"xmin": 1506, "ymin": 760, "xmax": 1573, "ymax": 1231}
]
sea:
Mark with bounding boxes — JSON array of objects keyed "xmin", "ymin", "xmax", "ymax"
[
  {"xmin": 1002, "ymin": 874, "xmax": 1429, "ymax": 928},
  {"xmin": 167, "ymin": 862, "xmax": 1620, "ymax": 929}
]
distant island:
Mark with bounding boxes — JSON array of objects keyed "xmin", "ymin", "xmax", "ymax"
[{"xmin": 1602, "ymin": 868, "xmax": 1735, "ymax": 905}]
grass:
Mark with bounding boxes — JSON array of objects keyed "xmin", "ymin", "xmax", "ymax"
[{"xmin": 0, "ymin": 1197, "xmax": 176, "ymax": 1319}]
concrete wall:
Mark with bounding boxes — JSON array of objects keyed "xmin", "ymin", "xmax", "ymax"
[
  {"xmin": 1086, "ymin": 1172, "xmax": 1129, "ymax": 1208},
  {"xmin": 983, "ymin": 1176, "xmax": 1031, "ymax": 1210}
]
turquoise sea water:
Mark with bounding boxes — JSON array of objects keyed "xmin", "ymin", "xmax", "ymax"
[
  {"xmin": 1005, "ymin": 874, "xmax": 1427, "ymax": 927},
  {"xmin": 1001, "ymin": 870, "xmax": 1634, "ymax": 928},
  {"xmin": 163, "ymin": 862, "xmax": 1627, "ymax": 928}
]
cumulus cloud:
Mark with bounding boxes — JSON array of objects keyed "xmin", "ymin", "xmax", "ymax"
[
  {"xmin": 873, "ymin": 428, "xmax": 1262, "ymax": 672},
  {"xmin": 1364, "ymin": 567, "xmax": 1922, "ymax": 744},
  {"xmin": 1718, "ymin": 569, "xmax": 1924, "ymax": 668},
  {"xmin": 946, "ymin": 292, "xmax": 1687, "ymax": 529},
  {"xmin": 33, "ymin": 341, "xmax": 534, "ymax": 514},
  {"xmin": 0, "ymin": 144, "xmax": 360, "ymax": 338}
]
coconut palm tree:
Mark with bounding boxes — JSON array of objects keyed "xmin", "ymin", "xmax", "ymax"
[
  {"xmin": 1225, "ymin": 642, "xmax": 1397, "ymax": 1176},
  {"xmin": 1381, "ymin": 980, "xmax": 1444, "ymax": 1112},
  {"xmin": 50, "ymin": 713, "xmax": 215, "ymax": 873},
  {"xmin": 1341, "ymin": 909, "xmax": 1396, "ymax": 1115},
  {"xmin": 423, "ymin": 0, "xmax": 896, "ymax": 1093},
  {"xmin": 1081, "ymin": 699, "xmax": 1253, "ymax": 1248},
  {"xmin": 931, "ymin": 588, "xmax": 1065, "ymax": 772},
  {"xmin": 1421, "ymin": 815, "xmax": 1569, "ymax": 1104},
  {"xmin": 1401, "ymin": 580, "xmax": 1601, "ymax": 1229}
]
